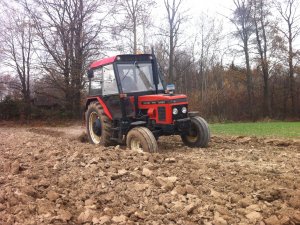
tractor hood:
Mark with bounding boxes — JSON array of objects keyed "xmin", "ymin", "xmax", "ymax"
[
  {"xmin": 137, "ymin": 94, "xmax": 188, "ymax": 124},
  {"xmin": 139, "ymin": 94, "xmax": 188, "ymax": 105}
]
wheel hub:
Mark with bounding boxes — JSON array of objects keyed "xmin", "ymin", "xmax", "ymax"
[
  {"xmin": 186, "ymin": 123, "xmax": 198, "ymax": 142},
  {"xmin": 93, "ymin": 118, "xmax": 102, "ymax": 136},
  {"xmin": 130, "ymin": 138, "xmax": 142, "ymax": 151},
  {"xmin": 89, "ymin": 111, "xmax": 101, "ymax": 144}
]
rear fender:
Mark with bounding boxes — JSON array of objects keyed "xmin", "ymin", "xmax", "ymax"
[{"xmin": 85, "ymin": 97, "xmax": 113, "ymax": 120}]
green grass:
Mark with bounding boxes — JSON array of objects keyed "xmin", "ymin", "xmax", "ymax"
[{"xmin": 210, "ymin": 122, "xmax": 300, "ymax": 139}]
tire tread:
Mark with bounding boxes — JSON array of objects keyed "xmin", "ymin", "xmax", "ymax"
[
  {"xmin": 126, "ymin": 127, "xmax": 158, "ymax": 153},
  {"xmin": 86, "ymin": 101, "xmax": 114, "ymax": 146},
  {"xmin": 181, "ymin": 116, "xmax": 210, "ymax": 148}
]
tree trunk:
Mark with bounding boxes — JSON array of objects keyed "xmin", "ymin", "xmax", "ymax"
[
  {"xmin": 288, "ymin": 26, "xmax": 296, "ymax": 116},
  {"xmin": 283, "ymin": 77, "xmax": 289, "ymax": 118},
  {"xmin": 244, "ymin": 41, "xmax": 254, "ymax": 119},
  {"xmin": 73, "ymin": 90, "xmax": 81, "ymax": 118},
  {"xmin": 133, "ymin": 17, "xmax": 137, "ymax": 54},
  {"xmin": 169, "ymin": 31, "xmax": 174, "ymax": 83},
  {"xmin": 23, "ymin": 93, "xmax": 31, "ymax": 120},
  {"xmin": 263, "ymin": 73, "xmax": 271, "ymax": 117},
  {"xmin": 253, "ymin": 1, "xmax": 271, "ymax": 118}
]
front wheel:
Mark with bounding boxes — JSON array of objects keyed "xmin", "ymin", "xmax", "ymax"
[
  {"xmin": 181, "ymin": 116, "xmax": 210, "ymax": 148},
  {"xmin": 126, "ymin": 127, "xmax": 158, "ymax": 153}
]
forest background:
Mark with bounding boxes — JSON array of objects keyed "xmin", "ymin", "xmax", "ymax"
[{"xmin": 0, "ymin": 0, "xmax": 299, "ymax": 122}]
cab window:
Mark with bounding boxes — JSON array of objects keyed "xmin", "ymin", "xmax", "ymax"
[
  {"xmin": 103, "ymin": 64, "xmax": 119, "ymax": 95},
  {"xmin": 89, "ymin": 67, "xmax": 103, "ymax": 96}
]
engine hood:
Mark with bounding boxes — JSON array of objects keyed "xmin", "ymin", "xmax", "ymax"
[{"xmin": 139, "ymin": 94, "xmax": 187, "ymax": 105}]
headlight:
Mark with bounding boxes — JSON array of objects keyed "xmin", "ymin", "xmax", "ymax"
[
  {"xmin": 182, "ymin": 107, "xmax": 187, "ymax": 113},
  {"xmin": 172, "ymin": 108, "xmax": 178, "ymax": 115}
]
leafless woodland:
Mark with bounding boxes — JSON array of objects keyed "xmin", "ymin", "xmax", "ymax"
[{"xmin": 0, "ymin": 0, "xmax": 300, "ymax": 121}]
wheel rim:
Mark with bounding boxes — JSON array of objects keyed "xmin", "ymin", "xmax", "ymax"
[
  {"xmin": 186, "ymin": 123, "xmax": 198, "ymax": 143},
  {"xmin": 130, "ymin": 138, "xmax": 143, "ymax": 151},
  {"xmin": 89, "ymin": 111, "xmax": 101, "ymax": 144}
]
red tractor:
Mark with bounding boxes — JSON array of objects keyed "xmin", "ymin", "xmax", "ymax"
[{"xmin": 85, "ymin": 53, "xmax": 210, "ymax": 152}]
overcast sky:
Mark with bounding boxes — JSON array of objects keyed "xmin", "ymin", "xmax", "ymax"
[
  {"xmin": 153, "ymin": 0, "xmax": 235, "ymax": 28},
  {"xmin": 184, "ymin": 0, "xmax": 235, "ymax": 16},
  {"xmin": 154, "ymin": 0, "xmax": 236, "ymax": 24}
]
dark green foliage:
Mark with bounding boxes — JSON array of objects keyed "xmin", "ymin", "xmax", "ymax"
[
  {"xmin": 0, "ymin": 96, "xmax": 77, "ymax": 121},
  {"xmin": 0, "ymin": 96, "xmax": 21, "ymax": 120},
  {"xmin": 30, "ymin": 107, "xmax": 75, "ymax": 121}
]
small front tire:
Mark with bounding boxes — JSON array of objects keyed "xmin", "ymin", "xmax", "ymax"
[
  {"xmin": 181, "ymin": 116, "xmax": 210, "ymax": 148},
  {"xmin": 126, "ymin": 127, "xmax": 158, "ymax": 153}
]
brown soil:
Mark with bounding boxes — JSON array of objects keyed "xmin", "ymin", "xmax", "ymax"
[{"xmin": 0, "ymin": 125, "xmax": 299, "ymax": 225}]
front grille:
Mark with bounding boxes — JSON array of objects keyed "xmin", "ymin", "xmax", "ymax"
[
  {"xmin": 158, "ymin": 107, "xmax": 166, "ymax": 121},
  {"xmin": 172, "ymin": 105, "xmax": 188, "ymax": 120}
]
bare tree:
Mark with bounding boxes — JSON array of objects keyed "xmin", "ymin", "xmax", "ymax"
[
  {"xmin": 274, "ymin": 0, "xmax": 300, "ymax": 116},
  {"xmin": 230, "ymin": 0, "xmax": 255, "ymax": 118},
  {"xmin": 113, "ymin": 0, "xmax": 155, "ymax": 54},
  {"xmin": 23, "ymin": 0, "xmax": 112, "ymax": 117},
  {"xmin": 0, "ymin": 3, "xmax": 35, "ymax": 118},
  {"xmin": 195, "ymin": 15, "xmax": 222, "ymax": 102},
  {"xmin": 252, "ymin": 0, "xmax": 272, "ymax": 117},
  {"xmin": 173, "ymin": 50, "xmax": 194, "ymax": 93},
  {"xmin": 164, "ymin": 0, "xmax": 185, "ymax": 83}
]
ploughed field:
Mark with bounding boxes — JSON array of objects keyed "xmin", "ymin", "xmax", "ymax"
[{"xmin": 0, "ymin": 125, "xmax": 299, "ymax": 225}]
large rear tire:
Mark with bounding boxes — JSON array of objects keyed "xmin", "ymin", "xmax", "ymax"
[
  {"xmin": 86, "ymin": 101, "xmax": 114, "ymax": 146},
  {"xmin": 126, "ymin": 127, "xmax": 158, "ymax": 153},
  {"xmin": 181, "ymin": 116, "xmax": 210, "ymax": 148}
]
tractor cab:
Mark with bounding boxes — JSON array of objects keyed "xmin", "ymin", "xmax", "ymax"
[
  {"xmin": 87, "ymin": 54, "xmax": 163, "ymax": 94},
  {"xmin": 85, "ymin": 54, "xmax": 210, "ymax": 152}
]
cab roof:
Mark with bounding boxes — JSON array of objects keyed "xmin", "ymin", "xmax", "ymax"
[
  {"xmin": 90, "ymin": 54, "xmax": 152, "ymax": 69},
  {"xmin": 90, "ymin": 56, "xmax": 116, "ymax": 69}
]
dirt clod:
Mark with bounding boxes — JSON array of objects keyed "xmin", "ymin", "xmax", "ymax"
[
  {"xmin": 46, "ymin": 190, "xmax": 60, "ymax": 201},
  {"xmin": 264, "ymin": 215, "xmax": 280, "ymax": 225},
  {"xmin": 77, "ymin": 209, "xmax": 96, "ymax": 223},
  {"xmin": 95, "ymin": 215, "xmax": 110, "ymax": 224},
  {"xmin": 142, "ymin": 167, "xmax": 153, "ymax": 177},
  {"xmin": 288, "ymin": 196, "xmax": 300, "ymax": 209},
  {"xmin": 246, "ymin": 211, "xmax": 263, "ymax": 222},
  {"xmin": 112, "ymin": 215, "xmax": 127, "ymax": 223},
  {"xmin": 214, "ymin": 212, "xmax": 228, "ymax": 225},
  {"xmin": 10, "ymin": 160, "xmax": 20, "ymax": 174},
  {"xmin": 56, "ymin": 209, "xmax": 72, "ymax": 222}
]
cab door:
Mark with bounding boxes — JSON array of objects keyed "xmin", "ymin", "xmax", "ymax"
[{"xmin": 102, "ymin": 64, "xmax": 123, "ymax": 119}]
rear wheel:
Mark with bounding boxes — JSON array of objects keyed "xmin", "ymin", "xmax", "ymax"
[
  {"xmin": 86, "ymin": 101, "xmax": 114, "ymax": 146},
  {"xmin": 126, "ymin": 127, "xmax": 158, "ymax": 153},
  {"xmin": 181, "ymin": 116, "xmax": 210, "ymax": 148}
]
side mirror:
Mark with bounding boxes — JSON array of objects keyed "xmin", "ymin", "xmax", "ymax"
[
  {"xmin": 87, "ymin": 69, "xmax": 94, "ymax": 79},
  {"xmin": 166, "ymin": 84, "xmax": 175, "ymax": 94}
]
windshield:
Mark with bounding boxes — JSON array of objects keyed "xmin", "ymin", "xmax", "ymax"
[{"xmin": 117, "ymin": 62, "xmax": 163, "ymax": 93}]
